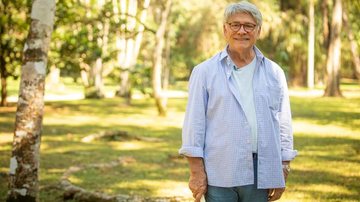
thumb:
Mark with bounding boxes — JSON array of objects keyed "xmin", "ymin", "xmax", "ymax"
[{"xmin": 195, "ymin": 192, "xmax": 203, "ymax": 202}]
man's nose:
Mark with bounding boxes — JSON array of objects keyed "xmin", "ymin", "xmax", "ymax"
[{"xmin": 237, "ymin": 25, "xmax": 247, "ymax": 34}]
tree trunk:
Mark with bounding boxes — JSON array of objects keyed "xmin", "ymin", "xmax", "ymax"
[
  {"xmin": 84, "ymin": 17, "xmax": 110, "ymax": 99},
  {"xmin": 115, "ymin": 0, "xmax": 137, "ymax": 100},
  {"xmin": 322, "ymin": 0, "xmax": 330, "ymax": 50},
  {"xmin": 7, "ymin": 0, "xmax": 55, "ymax": 201},
  {"xmin": 80, "ymin": 1, "xmax": 105, "ymax": 99},
  {"xmin": 342, "ymin": 11, "xmax": 360, "ymax": 81},
  {"xmin": 0, "ymin": 63, "xmax": 7, "ymax": 106},
  {"xmin": 0, "ymin": 1, "xmax": 9, "ymax": 107},
  {"xmin": 307, "ymin": 0, "xmax": 315, "ymax": 89},
  {"xmin": 324, "ymin": 0, "xmax": 342, "ymax": 97},
  {"xmin": 46, "ymin": 66, "xmax": 64, "ymax": 91},
  {"xmin": 162, "ymin": 31, "xmax": 171, "ymax": 90},
  {"xmin": 115, "ymin": 0, "xmax": 150, "ymax": 102},
  {"xmin": 84, "ymin": 58, "xmax": 105, "ymax": 99},
  {"xmin": 152, "ymin": 0, "xmax": 172, "ymax": 116}
]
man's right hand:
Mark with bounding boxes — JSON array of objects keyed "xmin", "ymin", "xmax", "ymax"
[
  {"xmin": 186, "ymin": 157, "xmax": 207, "ymax": 202},
  {"xmin": 189, "ymin": 170, "xmax": 207, "ymax": 201}
]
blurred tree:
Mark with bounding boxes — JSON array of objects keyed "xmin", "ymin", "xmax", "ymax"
[
  {"xmin": 114, "ymin": 0, "xmax": 152, "ymax": 103},
  {"xmin": 307, "ymin": 0, "xmax": 315, "ymax": 89},
  {"xmin": 78, "ymin": 0, "xmax": 107, "ymax": 98},
  {"xmin": 256, "ymin": 0, "xmax": 308, "ymax": 86},
  {"xmin": 152, "ymin": 0, "xmax": 172, "ymax": 116},
  {"xmin": 0, "ymin": 0, "xmax": 30, "ymax": 106},
  {"xmin": 343, "ymin": 2, "xmax": 360, "ymax": 81},
  {"xmin": 171, "ymin": 0, "xmax": 225, "ymax": 81},
  {"xmin": 324, "ymin": 0, "xmax": 342, "ymax": 96},
  {"xmin": 7, "ymin": 0, "xmax": 55, "ymax": 201},
  {"xmin": 52, "ymin": 0, "xmax": 120, "ymax": 98}
]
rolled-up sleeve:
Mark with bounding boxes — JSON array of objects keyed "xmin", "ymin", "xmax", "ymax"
[
  {"xmin": 179, "ymin": 66, "xmax": 208, "ymax": 158},
  {"xmin": 278, "ymin": 70, "xmax": 298, "ymax": 161}
]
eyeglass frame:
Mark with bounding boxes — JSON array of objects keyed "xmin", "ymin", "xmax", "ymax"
[{"xmin": 226, "ymin": 22, "xmax": 258, "ymax": 33}]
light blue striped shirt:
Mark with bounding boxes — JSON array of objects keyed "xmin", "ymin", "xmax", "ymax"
[{"xmin": 179, "ymin": 46, "xmax": 297, "ymax": 189}]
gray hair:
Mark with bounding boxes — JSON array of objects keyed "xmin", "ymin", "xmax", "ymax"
[{"xmin": 223, "ymin": 1, "xmax": 262, "ymax": 27}]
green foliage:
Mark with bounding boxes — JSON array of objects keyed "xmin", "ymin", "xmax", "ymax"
[
  {"xmin": 50, "ymin": 0, "xmax": 120, "ymax": 80},
  {"xmin": 0, "ymin": 0, "xmax": 31, "ymax": 79},
  {"xmin": 170, "ymin": 0, "xmax": 225, "ymax": 80},
  {"xmin": 1, "ymin": 0, "xmax": 360, "ymax": 101}
]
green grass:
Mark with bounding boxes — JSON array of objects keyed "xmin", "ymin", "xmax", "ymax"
[
  {"xmin": 1, "ymin": 81, "xmax": 360, "ymax": 201},
  {"xmin": 285, "ymin": 95, "xmax": 360, "ymax": 202}
]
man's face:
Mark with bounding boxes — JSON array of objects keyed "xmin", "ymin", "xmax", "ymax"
[{"xmin": 223, "ymin": 12, "xmax": 261, "ymax": 51}]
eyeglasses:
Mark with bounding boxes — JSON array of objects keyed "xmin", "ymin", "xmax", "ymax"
[{"xmin": 226, "ymin": 22, "xmax": 257, "ymax": 33}]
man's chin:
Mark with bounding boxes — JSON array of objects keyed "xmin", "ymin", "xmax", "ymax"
[{"xmin": 232, "ymin": 43, "xmax": 251, "ymax": 51}]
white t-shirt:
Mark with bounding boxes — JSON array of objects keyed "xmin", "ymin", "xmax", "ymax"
[{"xmin": 232, "ymin": 56, "xmax": 258, "ymax": 153}]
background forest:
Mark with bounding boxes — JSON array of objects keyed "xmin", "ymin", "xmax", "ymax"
[{"xmin": 0, "ymin": 0, "xmax": 359, "ymax": 201}]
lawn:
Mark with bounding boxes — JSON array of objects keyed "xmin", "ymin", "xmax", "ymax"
[{"xmin": 0, "ymin": 81, "xmax": 359, "ymax": 201}]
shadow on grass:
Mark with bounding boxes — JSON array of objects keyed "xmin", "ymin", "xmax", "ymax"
[
  {"xmin": 291, "ymin": 96, "xmax": 360, "ymax": 130},
  {"xmin": 291, "ymin": 134, "xmax": 360, "ymax": 200},
  {"xmin": 2, "ymin": 95, "xmax": 359, "ymax": 201},
  {"xmin": 0, "ymin": 97, "xmax": 188, "ymax": 200},
  {"xmin": 290, "ymin": 169, "xmax": 360, "ymax": 201},
  {"xmin": 44, "ymin": 97, "xmax": 187, "ymax": 116},
  {"xmin": 37, "ymin": 124, "xmax": 187, "ymax": 198},
  {"xmin": 0, "ymin": 123, "xmax": 187, "ymax": 200}
]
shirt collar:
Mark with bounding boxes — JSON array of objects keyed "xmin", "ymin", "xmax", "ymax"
[
  {"xmin": 218, "ymin": 45, "xmax": 265, "ymax": 63},
  {"xmin": 219, "ymin": 45, "xmax": 265, "ymax": 78}
]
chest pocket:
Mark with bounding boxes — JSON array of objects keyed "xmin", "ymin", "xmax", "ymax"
[{"xmin": 267, "ymin": 86, "xmax": 282, "ymax": 111}]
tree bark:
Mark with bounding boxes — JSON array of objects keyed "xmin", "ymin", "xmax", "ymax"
[
  {"xmin": 7, "ymin": 0, "xmax": 56, "ymax": 201},
  {"xmin": 0, "ymin": 63, "xmax": 7, "ymax": 106},
  {"xmin": 115, "ymin": 0, "xmax": 150, "ymax": 103},
  {"xmin": 342, "ymin": 11, "xmax": 360, "ymax": 81},
  {"xmin": 162, "ymin": 30, "xmax": 171, "ymax": 90},
  {"xmin": 307, "ymin": 0, "xmax": 315, "ymax": 89},
  {"xmin": 84, "ymin": 58, "xmax": 105, "ymax": 99},
  {"xmin": 322, "ymin": 0, "xmax": 330, "ymax": 50},
  {"xmin": 152, "ymin": 0, "xmax": 172, "ymax": 116},
  {"xmin": 324, "ymin": 0, "xmax": 342, "ymax": 97}
]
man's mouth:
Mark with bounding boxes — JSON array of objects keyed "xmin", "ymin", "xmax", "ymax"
[{"xmin": 234, "ymin": 38, "xmax": 249, "ymax": 41}]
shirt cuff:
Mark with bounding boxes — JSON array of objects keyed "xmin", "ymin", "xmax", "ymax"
[
  {"xmin": 281, "ymin": 149, "xmax": 298, "ymax": 161},
  {"xmin": 178, "ymin": 146, "xmax": 204, "ymax": 158}
]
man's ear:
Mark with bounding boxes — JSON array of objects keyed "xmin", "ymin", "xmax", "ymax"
[
  {"xmin": 257, "ymin": 26, "xmax": 262, "ymax": 37},
  {"xmin": 223, "ymin": 24, "xmax": 227, "ymax": 37}
]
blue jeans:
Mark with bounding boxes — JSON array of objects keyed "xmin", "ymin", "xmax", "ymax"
[{"xmin": 205, "ymin": 154, "xmax": 268, "ymax": 202}]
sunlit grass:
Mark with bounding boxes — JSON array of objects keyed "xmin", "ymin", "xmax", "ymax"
[
  {"xmin": 1, "ymin": 81, "xmax": 359, "ymax": 201},
  {"xmin": 293, "ymin": 121, "xmax": 358, "ymax": 138}
]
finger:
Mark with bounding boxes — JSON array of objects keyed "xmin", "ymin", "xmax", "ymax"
[
  {"xmin": 268, "ymin": 189, "xmax": 277, "ymax": 201},
  {"xmin": 189, "ymin": 183, "xmax": 199, "ymax": 197},
  {"xmin": 195, "ymin": 192, "xmax": 203, "ymax": 202},
  {"xmin": 268, "ymin": 188, "xmax": 284, "ymax": 201},
  {"xmin": 268, "ymin": 188, "xmax": 275, "ymax": 197},
  {"xmin": 283, "ymin": 170, "xmax": 288, "ymax": 181},
  {"xmin": 192, "ymin": 191, "xmax": 199, "ymax": 199}
]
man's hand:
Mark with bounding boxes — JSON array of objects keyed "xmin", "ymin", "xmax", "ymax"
[
  {"xmin": 268, "ymin": 162, "xmax": 290, "ymax": 201},
  {"xmin": 186, "ymin": 157, "xmax": 207, "ymax": 202},
  {"xmin": 189, "ymin": 170, "xmax": 207, "ymax": 202},
  {"xmin": 268, "ymin": 187, "xmax": 285, "ymax": 201}
]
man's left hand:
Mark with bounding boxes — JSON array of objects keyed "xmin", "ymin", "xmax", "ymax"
[
  {"xmin": 268, "ymin": 187, "xmax": 285, "ymax": 201},
  {"xmin": 268, "ymin": 162, "xmax": 290, "ymax": 201}
]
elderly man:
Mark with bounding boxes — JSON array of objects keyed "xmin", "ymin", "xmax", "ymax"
[{"xmin": 179, "ymin": 1, "xmax": 297, "ymax": 202}]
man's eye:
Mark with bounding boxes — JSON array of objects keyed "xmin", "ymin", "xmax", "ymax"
[
  {"xmin": 244, "ymin": 25, "xmax": 254, "ymax": 29},
  {"xmin": 232, "ymin": 24, "xmax": 241, "ymax": 28}
]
